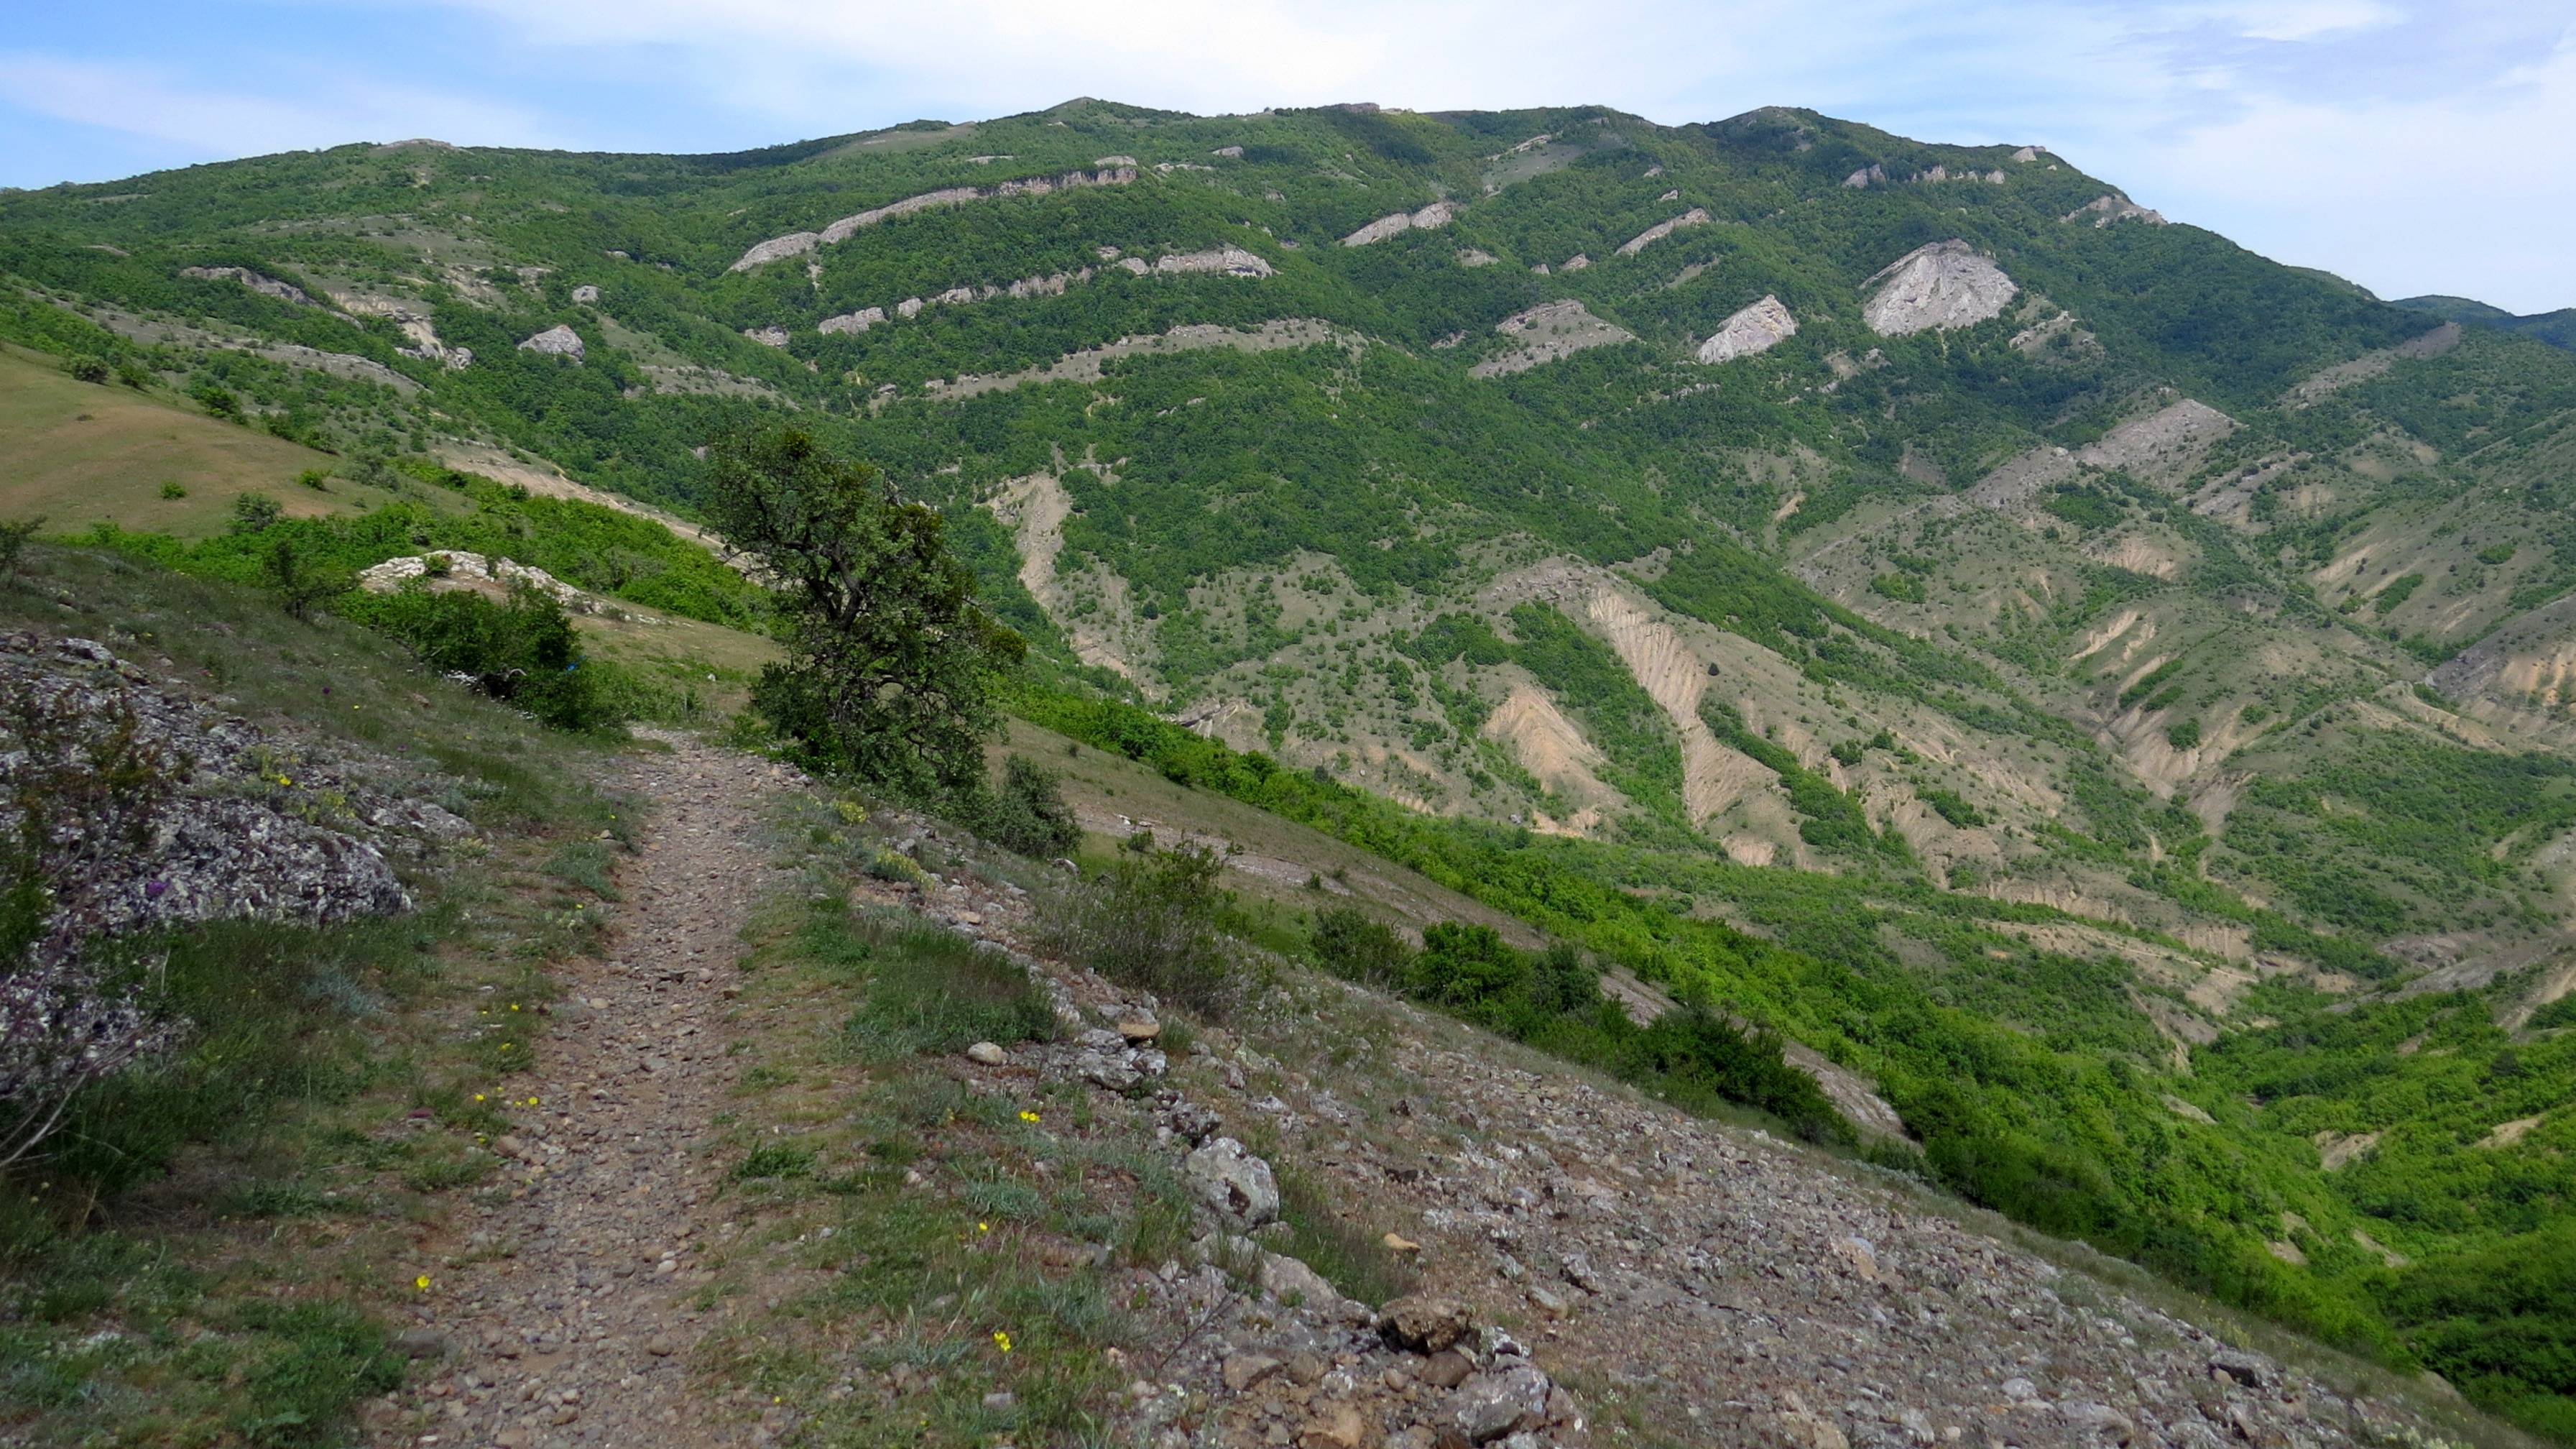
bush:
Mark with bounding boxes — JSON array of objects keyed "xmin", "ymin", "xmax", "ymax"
[
  {"xmin": 228, "ymin": 492, "xmax": 282, "ymax": 534},
  {"xmin": 0, "ymin": 518, "xmax": 44, "ymax": 580},
  {"xmin": 979, "ymin": 756, "xmax": 1080, "ymax": 857},
  {"xmin": 158, "ymin": 482, "xmax": 188, "ymax": 500},
  {"xmin": 1309, "ymin": 906, "xmax": 1413, "ymax": 988},
  {"xmin": 260, "ymin": 533, "xmax": 354, "ymax": 622},
  {"xmin": 66, "ymin": 356, "xmax": 109, "ymax": 385},
  {"xmin": 353, "ymin": 584, "xmax": 616, "ymax": 731},
  {"xmin": 1041, "ymin": 844, "xmax": 1233, "ymax": 1015}
]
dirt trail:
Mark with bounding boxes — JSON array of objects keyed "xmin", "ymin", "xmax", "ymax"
[{"xmin": 379, "ymin": 736, "xmax": 801, "ymax": 1449}]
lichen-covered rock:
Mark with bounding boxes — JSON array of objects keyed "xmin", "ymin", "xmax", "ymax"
[
  {"xmin": 517, "ymin": 324, "xmax": 585, "ymax": 360},
  {"xmin": 1184, "ymin": 1135, "xmax": 1280, "ymax": 1225},
  {"xmin": 570, "ymin": 284, "xmax": 599, "ymax": 304},
  {"xmin": 1696, "ymin": 294, "xmax": 1798, "ymax": 364},
  {"xmin": 0, "ymin": 634, "xmax": 446, "ymax": 947},
  {"xmin": 1860, "ymin": 239, "xmax": 2018, "ymax": 336},
  {"xmin": 1444, "ymin": 1361, "xmax": 1552, "ymax": 1443},
  {"xmin": 741, "ymin": 326, "xmax": 791, "ymax": 348}
]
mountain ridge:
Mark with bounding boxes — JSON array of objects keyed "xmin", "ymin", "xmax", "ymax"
[{"xmin": 7, "ymin": 97, "xmax": 2576, "ymax": 1438}]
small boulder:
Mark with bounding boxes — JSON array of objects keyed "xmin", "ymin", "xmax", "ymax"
[
  {"xmin": 2207, "ymin": 1349, "xmax": 2272, "ymax": 1389},
  {"xmin": 1223, "ymin": 1353, "xmax": 1283, "ymax": 1392},
  {"xmin": 1445, "ymin": 1361, "xmax": 1551, "ymax": 1444},
  {"xmin": 1261, "ymin": 1251, "xmax": 1338, "ymax": 1307},
  {"xmin": 1378, "ymin": 1295, "xmax": 1474, "ymax": 1354},
  {"xmin": 965, "ymin": 1041, "xmax": 1007, "ymax": 1066},
  {"xmin": 1419, "ymin": 1349, "xmax": 1474, "ymax": 1389},
  {"xmin": 1184, "ymin": 1136, "xmax": 1280, "ymax": 1225}
]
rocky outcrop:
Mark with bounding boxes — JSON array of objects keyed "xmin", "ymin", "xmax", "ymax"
[
  {"xmin": 1212, "ymin": 145, "xmax": 1245, "ymax": 159},
  {"xmin": 516, "ymin": 324, "xmax": 585, "ymax": 361},
  {"xmin": 1860, "ymin": 239, "xmax": 2018, "ymax": 336},
  {"xmin": 1184, "ymin": 1136, "xmax": 1280, "ymax": 1225},
  {"xmin": 1457, "ymin": 248, "xmax": 1497, "ymax": 267},
  {"xmin": 1469, "ymin": 300, "xmax": 1635, "ymax": 377},
  {"xmin": 741, "ymin": 326, "xmax": 790, "ymax": 348},
  {"xmin": 1696, "ymin": 294, "xmax": 1798, "ymax": 364},
  {"xmin": 2064, "ymin": 193, "xmax": 2167, "ymax": 227},
  {"xmin": 1842, "ymin": 162, "xmax": 1887, "ymax": 189},
  {"xmin": 728, "ymin": 167, "xmax": 1138, "ymax": 271},
  {"xmin": 1616, "ymin": 208, "xmax": 1711, "ymax": 256},
  {"xmin": 355, "ymin": 551, "xmax": 596, "ymax": 610},
  {"xmin": 570, "ymin": 284, "xmax": 599, "ymax": 303},
  {"xmin": 0, "ymin": 634, "xmax": 458, "ymax": 949},
  {"xmin": 1341, "ymin": 201, "xmax": 1456, "ymax": 247},
  {"xmin": 1150, "ymin": 247, "xmax": 1275, "ymax": 277},
  {"xmin": 818, "ymin": 307, "xmax": 885, "ymax": 335},
  {"xmin": 180, "ymin": 265, "xmax": 320, "ymax": 308}
]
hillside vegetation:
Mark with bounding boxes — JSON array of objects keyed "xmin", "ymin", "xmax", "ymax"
[{"xmin": 6, "ymin": 98, "xmax": 2576, "ymax": 1438}]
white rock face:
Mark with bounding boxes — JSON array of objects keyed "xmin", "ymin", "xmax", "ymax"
[
  {"xmin": 180, "ymin": 266, "xmax": 319, "ymax": 307},
  {"xmin": 356, "ymin": 552, "xmax": 589, "ymax": 608},
  {"xmin": 818, "ymin": 307, "xmax": 885, "ymax": 335},
  {"xmin": 1842, "ymin": 163, "xmax": 1887, "ymax": 189},
  {"xmin": 1153, "ymin": 247, "xmax": 1274, "ymax": 277},
  {"xmin": 2012, "ymin": 144, "xmax": 2043, "ymax": 162},
  {"xmin": 1340, "ymin": 201, "xmax": 1456, "ymax": 247},
  {"xmin": 570, "ymin": 284, "xmax": 599, "ymax": 304},
  {"xmin": 1560, "ymin": 253, "xmax": 1591, "ymax": 272},
  {"xmin": 729, "ymin": 167, "xmax": 1137, "ymax": 271},
  {"xmin": 895, "ymin": 298, "xmax": 925, "ymax": 319},
  {"xmin": 517, "ymin": 324, "xmax": 585, "ymax": 361},
  {"xmin": 1616, "ymin": 208, "xmax": 1711, "ymax": 257},
  {"xmin": 1696, "ymin": 295, "xmax": 1799, "ymax": 364},
  {"xmin": 1471, "ymin": 300, "xmax": 1636, "ymax": 377},
  {"xmin": 742, "ymin": 326, "xmax": 791, "ymax": 348},
  {"xmin": 1211, "ymin": 145, "xmax": 1245, "ymax": 158},
  {"xmin": 1860, "ymin": 240, "xmax": 2018, "ymax": 337},
  {"xmin": 1094, "ymin": 155, "xmax": 1137, "ymax": 167},
  {"xmin": 1458, "ymin": 249, "xmax": 1498, "ymax": 268},
  {"xmin": 2063, "ymin": 193, "xmax": 2167, "ymax": 227}
]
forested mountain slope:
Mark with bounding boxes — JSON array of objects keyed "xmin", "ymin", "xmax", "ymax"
[{"xmin": 8, "ymin": 97, "xmax": 2576, "ymax": 1437}]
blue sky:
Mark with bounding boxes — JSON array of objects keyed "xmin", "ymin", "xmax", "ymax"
[{"xmin": 4, "ymin": 0, "xmax": 2572, "ymax": 312}]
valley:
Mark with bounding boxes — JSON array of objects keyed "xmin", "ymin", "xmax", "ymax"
[{"xmin": 4, "ymin": 96, "xmax": 2576, "ymax": 1443}]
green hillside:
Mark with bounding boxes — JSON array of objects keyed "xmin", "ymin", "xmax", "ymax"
[{"xmin": 8, "ymin": 98, "xmax": 2576, "ymax": 1437}]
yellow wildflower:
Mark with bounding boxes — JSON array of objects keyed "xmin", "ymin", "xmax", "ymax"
[
  {"xmin": 415, "ymin": 1274, "xmax": 431, "ymax": 1291},
  {"xmin": 992, "ymin": 1330, "xmax": 1012, "ymax": 1353},
  {"xmin": 1018, "ymin": 1110, "xmax": 1041, "ymax": 1123}
]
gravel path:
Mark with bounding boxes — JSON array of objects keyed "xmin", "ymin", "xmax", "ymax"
[{"xmin": 379, "ymin": 736, "xmax": 801, "ymax": 1449}]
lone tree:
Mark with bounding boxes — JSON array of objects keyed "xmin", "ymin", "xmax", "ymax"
[{"xmin": 707, "ymin": 426, "xmax": 1023, "ymax": 797}]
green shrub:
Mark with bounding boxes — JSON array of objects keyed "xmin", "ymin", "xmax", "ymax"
[
  {"xmin": 158, "ymin": 482, "xmax": 188, "ymax": 500},
  {"xmin": 979, "ymin": 756, "xmax": 1081, "ymax": 857},
  {"xmin": 351, "ymin": 584, "xmax": 615, "ymax": 731},
  {"xmin": 2166, "ymin": 719, "xmax": 2202, "ymax": 750},
  {"xmin": 1040, "ymin": 844, "xmax": 1233, "ymax": 1015},
  {"xmin": 228, "ymin": 492, "xmax": 282, "ymax": 534},
  {"xmin": 1309, "ymin": 906, "xmax": 1413, "ymax": 988},
  {"xmin": 66, "ymin": 356, "xmax": 109, "ymax": 385}
]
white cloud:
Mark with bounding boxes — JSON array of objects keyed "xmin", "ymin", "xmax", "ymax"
[
  {"xmin": 0, "ymin": 51, "xmax": 564, "ymax": 159},
  {"xmin": 8, "ymin": 0, "xmax": 2571, "ymax": 309}
]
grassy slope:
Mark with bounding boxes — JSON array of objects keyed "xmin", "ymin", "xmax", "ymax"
[
  {"xmin": 0, "ymin": 544, "xmax": 631, "ymax": 1445},
  {"xmin": 0, "ymin": 342, "xmax": 428, "ymax": 534}
]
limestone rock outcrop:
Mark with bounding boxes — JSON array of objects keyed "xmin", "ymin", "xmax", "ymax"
[
  {"xmin": 516, "ymin": 323, "xmax": 585, "ymax": 360},
  {"xmin": 729, "ymin": 167, "xmax": 1137, "ymax": 271},
  {"xmin": 1616, "ymin": 208, "xmax": 1710, "ymax": 256},
  {"xmin": 1696, "ymin": 294, "xmax": 1799, "ymax": 364},
  {"xmin": 1860, "ymin": 240, "xmax": 2018, "ymax": 336},
  {"xmin": 2064, "ymin": 193, "xmax": 2168, "ymax": 227},
  {"xmin": 1342, "ymin": 201, "xmax": 1456, "ymax": 247}
]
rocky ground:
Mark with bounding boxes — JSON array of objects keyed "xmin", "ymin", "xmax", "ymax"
[{"xmin": 364, "ymin": 733, "xmax": 2487, "ymax": 1449}]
